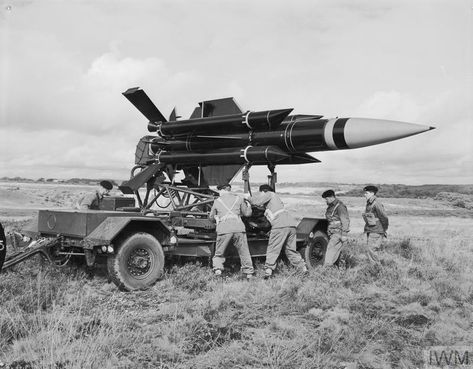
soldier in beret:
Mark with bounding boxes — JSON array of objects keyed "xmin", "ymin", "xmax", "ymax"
[
  {"xmin": 362, "ymin": 185, "xmax": 389, "ymax": 264},
  {"xmin": 77, "ymin": 180, "xmax": 113, "ymax": 210},
  {"xmin": 321, "ymin": 189, "xmax": 350, "ymax": 266}
]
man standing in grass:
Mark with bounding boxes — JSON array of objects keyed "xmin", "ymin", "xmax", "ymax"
[
  {"xmin": 248, "ymin": 184, "xmax": 308, "ymax": 278},
  {"xmin": 0, "ymin": 222, "xmax": 6, "ymax": 273},
  {"xmin": 321, "ymin": 190, "xmax": 350, "ymax": 266},
  {"xmin": 362, "ymin": 185, "xmax": 389, "ymax": 264},
  {"xmin": 210, "ymin": 183, "xmax": 255, "ymax": 280}
]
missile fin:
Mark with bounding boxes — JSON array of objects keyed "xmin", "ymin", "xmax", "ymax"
[
  {"xmin": 201, "ymin": 164, "xmax": 243, "ymax": 186},
  {"xmin": 191, "ymin": 97, "xmax": 243, "ymax": 118},
  {"xmin": 279, "ymin": 153, "xmax": 321, "ymax": 165},
  {"xmin": 123, "ymin": 87, "xmax": 167, "ymax": 123}
]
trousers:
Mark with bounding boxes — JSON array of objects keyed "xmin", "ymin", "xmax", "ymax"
[
  {"xmin": 365, "ymin": 232, "xmax": 384, "ymax": 263},
  {"xmin": 324, "ymin": 233, "xmax": 344, "ymax": 266},
  {"xmin": 265, "ymin": 227, "xmax": 306, "ymax": 270},
  {"xmin": 212, "ymin": 232, "xmax": 254, "ymax": 275}
]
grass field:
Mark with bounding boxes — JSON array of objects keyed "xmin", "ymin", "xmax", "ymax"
[{"xmin": 1, "ymin": 182, "xmax": 473, "ymax": 368}]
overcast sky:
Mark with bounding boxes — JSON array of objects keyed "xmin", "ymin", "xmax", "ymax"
[{"xmin": 0, "ymin": 0, "xmax": 472, "ymax": 185}]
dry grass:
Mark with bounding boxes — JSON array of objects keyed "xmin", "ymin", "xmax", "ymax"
[{"xmin": 1, "ymin": 185, "xmax": 473, "ymax": 368}]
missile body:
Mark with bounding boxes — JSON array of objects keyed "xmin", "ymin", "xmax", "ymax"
[
  {"xmin": 154, "ymin": 146, "xmax": 290, "ymax": 166},
  {"xmin": 150, "ymin": 117, "xmax": 434, "ymax": 154}
]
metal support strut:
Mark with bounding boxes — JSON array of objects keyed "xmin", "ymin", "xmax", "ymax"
[
  {"xmin": 242, "ymin": 165, "xmax": 252, "ymax": 195},
  {"xmin": 267, "ymin": 164, "xmax": 277, "ymax": 191}
]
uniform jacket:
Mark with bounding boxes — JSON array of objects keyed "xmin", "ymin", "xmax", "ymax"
[
  {"xmin": 209, "ymin": 192, "xmax": 252, "ymax": 234},
  {"xmin": 325, "ymin": 199, "xmax": 350, "ymax": 236},
  {"xmin": 363, "ymin": 196, "xmax": 389, "ymax": 234},
  {"xmin": 78, "ymin": 192, "xmax": 101, "ymax": 210},
  {"xmin": 248, "ymin": 191, "xmax": 298, "ymax": 229}
]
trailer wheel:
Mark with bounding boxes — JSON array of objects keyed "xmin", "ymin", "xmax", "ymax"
[
  {"xmin": 107, "ymin": 232, "xmax": 164, "ymax": 291},
  {"xmin": 301, "ymin": 230, "xmax": 328, "ymax": 269}
]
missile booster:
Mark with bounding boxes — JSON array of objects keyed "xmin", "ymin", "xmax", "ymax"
[
  {"xmin": 155, "ymin": 146, "xmax": 290, "ymax": 165},
  {"xmin": 147, "ymin": 109, "xmax": 294, "ymax": 136}
]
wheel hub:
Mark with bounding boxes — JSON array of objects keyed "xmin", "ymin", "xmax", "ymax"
[
  {"xmin": 127, "ymin": 248, "xmax": 151, "ymax": 276},
  {"xmin": 309, "ymin": 240, "xmax": 325, "ymax": 263}
]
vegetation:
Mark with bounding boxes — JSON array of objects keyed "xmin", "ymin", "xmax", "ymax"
[
  {"xmin": 1, "ymin": 219, "xmax": 473, "ymax": 368},
  {"xmin": 342, "ymin": 184, "xmax": 473, "ymax": 199},
  {"xmin": 1, "ymin": 184, "xmax": 472, "ymax": 368}
]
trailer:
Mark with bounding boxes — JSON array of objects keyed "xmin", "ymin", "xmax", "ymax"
[{"xmin": 5, "ymin": 183, "xmax": 328, "ymax": 291}]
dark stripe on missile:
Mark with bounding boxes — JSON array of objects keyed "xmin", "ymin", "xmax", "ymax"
[{"xmin": 333, "ymin": 118, "xmax": 349, "ymax": 149}]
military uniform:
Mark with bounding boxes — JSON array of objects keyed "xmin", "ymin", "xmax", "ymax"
[
  {"xmin": 249, "ymin": 191, "xmax": 307, "ymax": 273},
  {"xmin": 363, "ymin": 196, "xmax": 389, "ymax": 263},
  {"xmin": 324, "ymin": 198, "xmax": 350, "ymax": 265},
  {"xmin": 210, "ymin": 192, "xmax": 254, "ymax": 275},
  {"xmin": 78, "ymin": 192, "xmax": 102, "ymax": 210},
  {"xmin": 0, "ymin": 222, "xmax": 6, "ymax": 273},
  {"xmin": 77, "ymin": 180, "xmax": 113, "ymax": 210}
]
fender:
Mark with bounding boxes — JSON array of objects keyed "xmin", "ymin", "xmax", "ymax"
[
  {"xmin": 83, "ymin": 217, "xmax": 170, "ymax": 249},
  {"xmin": 296, "ymin": 217, "xmax": 328, "ymax": 243}
]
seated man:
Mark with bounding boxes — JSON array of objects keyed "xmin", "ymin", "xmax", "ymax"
[{"xmin": 77, "ymin": 180, "xmax": 113, "ymax": 210}]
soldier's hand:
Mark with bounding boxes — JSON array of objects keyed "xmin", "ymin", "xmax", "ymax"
[{"xmin": 341, "ymin": 236, "xmax": 348, "ymax": 243}]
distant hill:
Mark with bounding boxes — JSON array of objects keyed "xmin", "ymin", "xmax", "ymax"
[
  {"xmin": 0, "ymin": 177, "xmax": 120, "ymax": 186},
  {"xmin": 341, "ymin": 184, "xmax": 473, "ymax": 198}
]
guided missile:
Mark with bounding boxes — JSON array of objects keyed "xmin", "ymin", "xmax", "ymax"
[
  {"xmin": 123, "ymin": 87, "xmax": 434, "ymax": 172},
  {"xmin": 149, "ymin": 117, "xmax": 434, "ymax": 154}
]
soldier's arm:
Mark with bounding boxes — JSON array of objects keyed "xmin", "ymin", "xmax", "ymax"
[
  {"xmin": 375, "ymin": 202, "xmax": 389, "ymax": 231},
  {"xmin": 338, "ymin": 203, "xmax": 350, "ymax": 236},
  {"xmin": 248, "ymin": 192, "xmax": 272, "ymax": 206},
  {"xmin": 240, "ymin": 198, "xmax": 252, "ymax": 217},
  {"xmin": 209, "ymin": 203, "xmax": 217, "ymax": 222},
  {"xmin": 78, "ymin": 193, "xmax": 96, "ymax": 209}
]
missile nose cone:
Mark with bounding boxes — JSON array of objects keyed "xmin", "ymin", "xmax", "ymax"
[
  {"xmin": 332, "ymin": 118, "xmax": 434, "ymax": 150},
  {"xmin": 429, "ymin": 126, "xmax": 436, "ymax": 130}
]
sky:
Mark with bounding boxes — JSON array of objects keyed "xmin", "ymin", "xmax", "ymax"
[{"xmin": 0, "ymin": 0, "xmax": 472, "ymax": 185}]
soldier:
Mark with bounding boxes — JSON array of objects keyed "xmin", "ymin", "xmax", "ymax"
[
  {"xmin": 0, "ymin": 222, "xmax": 6, "ymax": 273},
  {"xmin": 362, "ymin": 185, "xmax": 389, "ymax": 264},
  {"xmin": 209, "ymin": 183, "xmax": 254, "ymax": 279},
  {"xmin": 77, "ymin": 180, "xmax": 113, "ymax": 210},
  {"xmin": 321, "ymin": 190, "xmax": 350, "ymax": 266},
  {"xmin": 248, "ymin": 184, "xmax": 308, "ymax": 278}
]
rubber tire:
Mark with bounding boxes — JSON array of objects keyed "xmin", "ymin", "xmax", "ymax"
[
  {"xmin": 107, "ymin": 232, "xmax": 164, "ymax": 291},
  {"xmin": 302, "ymin": 230, "xmax": 329, "ymax": 270}
]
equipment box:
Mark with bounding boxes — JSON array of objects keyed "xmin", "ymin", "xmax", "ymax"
[{"xmin": 99, "ymin": 196, "xmax": 136, "ymax": 211}]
